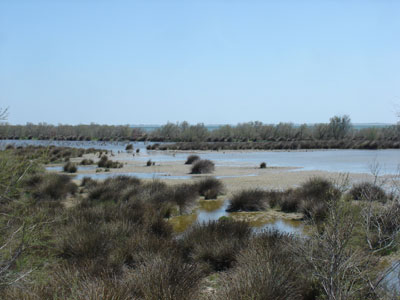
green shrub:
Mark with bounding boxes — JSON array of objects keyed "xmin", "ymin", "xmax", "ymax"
[{"xmin": 260, "ymin": 162, "xmax": 267, "ymax": 168}]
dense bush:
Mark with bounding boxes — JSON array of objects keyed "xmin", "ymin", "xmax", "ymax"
[
  {"xmin": 133, "ymin": 254, "xmax": 203, "ymax": 300},
  {"xmin": 214, "ymin": 231, "xmax": 314, "ymax": 300},
  {"xmin": 181, "ymin": 219, "xmax": 252, "ymax": 272},
  {"xmin": 79, "ymin": 158, "xmax": 94, "ymax": 165},
  {"xmin": 349, "ymin": 182, "xmax": 388, "ymax": 202},
  {"xmin": 185, "ymin": 155, "xmax": 200, "ymax": 165},
  {"xmin": 226, "ymin": 189, "xmax": 267, "ymax": 212},
  {"xmin": 125, "ymin": 143, "xmax": 133, "ymax": 151},
  {"xmin": 260, "ymin": 162, "xmax": 267, "ymax": 168},
  {"xmin": 190, "ymin": 159, "xmax": 215, "ymax": 174},
  {"xmin": 88, "ymin": 176, "xmax": 142, "ymax": 203},
  {"xmin": 24, "ymin": 173, "xmax": 77, "ymax": 201},
  {"xmin": 146, "ymin": 159, "xmax": 152, "ymax": 166},
  {"xmin": 196, "ymin": 177, "xmax": 224, "ymax": 199},
  {"xmin": 97, "ymin": 155, "xmax": 123, "ymax": 168},
  {"xmin": 63, "ymin": 161, "xmax": 77, "ymax": 173}
]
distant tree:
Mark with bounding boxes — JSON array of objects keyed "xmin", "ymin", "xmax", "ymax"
[{"xmin": 329, "ymin": 115, "xmax": 352, "ymax": 139}]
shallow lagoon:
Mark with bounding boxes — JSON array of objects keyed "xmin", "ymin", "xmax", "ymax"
[{"xmin": 5, "ymin": 140, "xmax": 400, "ymax": 174}]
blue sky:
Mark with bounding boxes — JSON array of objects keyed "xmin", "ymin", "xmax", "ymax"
[{"xmin": 0, "ymin": 0, "xmax": 399, "ymax": 125}]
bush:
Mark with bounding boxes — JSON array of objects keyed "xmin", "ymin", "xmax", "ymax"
[
  {"xmin": 133, "ymin": 254, "xmax": 203, "ymax": 300},
  {"xmin": 226, "ymin": 189, "xmax": 267, "ymax": 212},
  {"xmin": 25, "ymin": 173, "xmax": 77, "ymax": 201},
  {"xmin": 260, "ymin": 162, "xmax": 267, "ymax": 168},
  {"xmin": 279, "ymin": 190, "xmax": 300, "ymax": 213},
  {"xmin": 125, "ymin": 144, "xmax": 133, "ymax": 151},
  {"xmin": 277, "ymin": 178, "xmax": 341, "ymax": 221},
  {"xmin": 180, "ymin": 219, "xmax": 251, "ymax": 272},
  {"xmin": 174, "ymin": 183, "xmax": 199, "ymax": 212},
  {"xmin": 88, "ymin": 176, "xmax": 141, "ymax": 203},
  {"xmin": 146, "ymin": 159, "xmax": 152, "ymax": 166},
  {"xmin": 196, "ymin": 177, "xmax": 224, "ymax": 199},
  {"xmin": 80, "ymin": 176, "xmax": 97, "ymax": 188},
  {"xmin": 349, "ymin": 182, "xmax": 388, "ymax": 202},
  {"xmin": 80, "ymin": 159, "xmax": 94, "ymax": 165},
  {"xmin": 97, "ymin": 155, "xmax": 122, "ymax": 168},
  {"xmin": 214, "ymin": 230, "xmax": 311, "ymax": 300},
  {"xmin": 63, "ymin": 162, "xmax": 77, "ymax": 173},
  {"xmin": 185, "ymin": 155, "xmax": 200, "ymax": 165},
  {"xmin": 190, "ymin": 159, "xmax": 215, "ymax": 174}
]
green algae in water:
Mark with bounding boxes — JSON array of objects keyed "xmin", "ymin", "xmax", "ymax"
[
  {"xmin": 198, "ymin": 198, "xmax": 224, "ymax": 212},
  {"xmin": 169, "ymin": 213, "xmax": 198, "ymax": 233}
]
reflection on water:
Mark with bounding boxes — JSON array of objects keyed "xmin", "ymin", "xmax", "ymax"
[
  {"xmin": 170, "ymin": 199, "xmax": 303, "ymax": 235},
  {"xmin": 256, "ymin": 219, "xmax": 303, "ymax": 235}
]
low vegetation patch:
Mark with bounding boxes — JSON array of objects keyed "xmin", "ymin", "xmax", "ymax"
[
  {"xmin": 63, "ymin": 161, "xmax": 77, "ymax": 173},
  {"xmin": 191, "ymin": 159, "xmax": 215, "ymax": 174},
  {"xmin": 181, "ymin": 219, "xmax": 251, "ymax": 272},
  {"xmin": 185, "ymin": 154, "xmax": 200, "ymax": 165},
  {"xmin": 24, "ymin": 173, "xmax": 77, "ymax": 201},
  {"xmin": 226, "ymin": 189, "xmax": 267, "ymax": 212},
  {"xmin": 348, "ymin": 182, "xmax": 388, "ymax": 202},
  {"xmin": 196, "ymin": 177, "xmax": 224, "ymax": 199},
  {"xmin": 97, "ymin": 155, "xmax": 123, "ymax": 168},
  {"xmin": 79, "ymin": 158, "xmax": 94, "ymax": 165}
]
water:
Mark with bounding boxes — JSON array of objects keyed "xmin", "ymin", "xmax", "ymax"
[
  {"xmin": 46, "ymin": 165, "xmax": 96, "ymax": 172},
  {"xmin": 4, "ymin": 140, "xmax": 400, "ymax": 174},
  {"xmin": 170, "ymin": 199, "xmax": 303, "ymax": 235},
  {"xmin": 383, "ymin": 261, "xmax": 400, "ymax": 292}
]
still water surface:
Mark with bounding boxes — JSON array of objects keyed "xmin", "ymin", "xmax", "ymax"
[{"xmin": 5, "ymin": 140, "xmax": 400, "ymax": 174}]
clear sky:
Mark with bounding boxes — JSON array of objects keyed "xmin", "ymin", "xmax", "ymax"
[{"xmin": 0, "ymin": 0, "xmax": 399, "ymax": 125}]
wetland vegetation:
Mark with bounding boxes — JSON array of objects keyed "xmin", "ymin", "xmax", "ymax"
[{"xmin": 1, "ymin": 144, "xmax": 399, "ymax": 299}]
